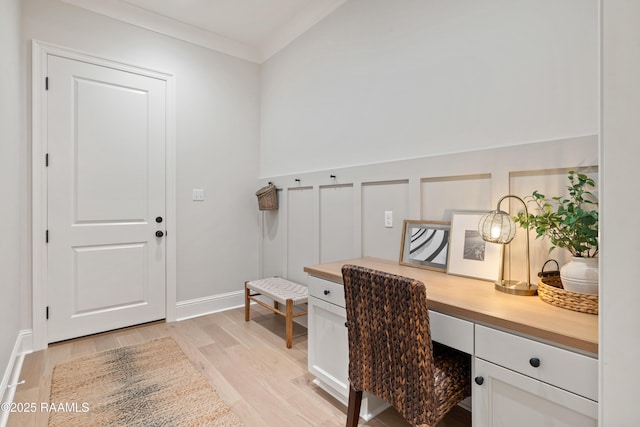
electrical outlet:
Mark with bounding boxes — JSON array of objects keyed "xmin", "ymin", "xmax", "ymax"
[
  {"xmin": 384, "ymin": 211, "xmax": 393, "ymax": 228},
  {"xmin": 192, "ymin": 189, "xmax": 205, "ymax": 201}
]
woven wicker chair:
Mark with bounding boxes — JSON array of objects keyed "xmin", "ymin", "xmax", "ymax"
[{"xmin": 342, "ymin": 264, "xmax": 471, "ymax": 427}]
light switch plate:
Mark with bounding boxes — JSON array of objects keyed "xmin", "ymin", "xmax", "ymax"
[
  {"xmin": 192, "ymin": 189, "xmax": 205, "ymax": 201},
  {"xmin": 384, "ymin": 211, "xmax": 393, "ymax": 228}
]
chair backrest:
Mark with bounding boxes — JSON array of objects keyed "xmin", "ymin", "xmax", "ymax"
[{"xmin": 342, "ymin": 264, "xmax": 437, "ymax": 426}]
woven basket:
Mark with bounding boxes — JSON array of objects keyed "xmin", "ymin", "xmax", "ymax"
[
  {"xmin": 256, "ymin": 184, "xmax": 278, "ymax": 210},
  {"xmin": 538, "ymin": 277, "xmax": 598, "ymax": 315}
]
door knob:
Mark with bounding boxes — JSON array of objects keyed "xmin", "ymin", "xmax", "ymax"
[
  {"xmin": 156, "ymin": 216, "xmax": 163, "ymax": 223},
  {"xmin": 155, "ymin": 231, "xmax": 164, "ymax": 238},
  {"xmin": 474, "ymin": 376, "xmax": 484, "ymax": 385}
]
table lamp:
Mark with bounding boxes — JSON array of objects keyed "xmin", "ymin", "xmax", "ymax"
[{"xmin": 478, "ymin": 195, "xmax": 537, "ymax": 296}]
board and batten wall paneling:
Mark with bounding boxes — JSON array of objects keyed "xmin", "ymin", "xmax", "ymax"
[
  {"xmin": 508, "ymin": 167, "xmax": 598, "ymax": 285},
  {"xmin": 260, "ymin": 208, "xmax": 283, "ymax": 279},
  {"xmin": 421, "ymin": 175, "xmax": 492, "ymax": 221},
  {"xmin": 260, "ymin": 137, "xmax": 598, "ymax": 286},
  {"xmin": 287, "ymin": 187, "xmax": 316, "ymax": 284},
  {"xmin": 362, "ymin": 180, "xmax": 410, "ymax": 261},
  {"xmin": 319, "ymin": 184, "xmax": 355, "ymax": 263}
]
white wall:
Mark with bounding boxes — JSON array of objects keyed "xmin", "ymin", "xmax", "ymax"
[
  {"xmin": 601, "ymin": 0, "xmax": 640, "ymax": 424},
  {"xmin": 0, "ymin": 0, "xmax": 23, "ymax": 400},
  {"xmin": 21, "ymin": 0, "xmax": 261, "ymax": 321},
  {"xmin": 260, "ymin": 0, "xmax": 598, "ymax": 178}
]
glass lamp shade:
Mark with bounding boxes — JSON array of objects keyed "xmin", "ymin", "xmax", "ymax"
[{"xmin": 478, "ymin": 210, "xmax": 517, "ymax": 244}]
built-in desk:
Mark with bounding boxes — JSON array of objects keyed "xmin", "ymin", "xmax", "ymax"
[{"xmin": 304, "ymin": 257, "xmax": 599, "ymax": 426}]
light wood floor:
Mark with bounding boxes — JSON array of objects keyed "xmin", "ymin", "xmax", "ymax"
[{"xmin": 7, "ymin": 306, "xmax": 471, "ymax": 427}]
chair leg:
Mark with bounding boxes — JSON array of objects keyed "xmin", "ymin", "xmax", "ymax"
[
  {"xmin": 244, "ymin": 282, "xmax": 250, "ymax": 322},
  {"xmin": 346, "ymin": 384, "xmax": 363, "ymax": 427},
  {"xmin": 285, "ymin": 299, "xmax": 293, "ymax": 349}
]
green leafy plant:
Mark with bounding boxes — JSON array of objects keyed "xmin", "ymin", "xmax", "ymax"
[{"xmin": 514, "ymin": 171, "xmax": 598, "ymax": 258}]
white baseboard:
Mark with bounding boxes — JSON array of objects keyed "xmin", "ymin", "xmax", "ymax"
[
  {"xmin": 175, "ymin": 292, "xmax": 309, "ymax": 328},
  {"xmin": 175, "ymin": 291, "xmax": 245, "ymax": 321},
  {"xmin": 0, "ymin": 330, "xmax": 32, "ymax": 427}
]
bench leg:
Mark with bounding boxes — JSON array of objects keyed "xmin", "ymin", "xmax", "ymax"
[
  {"xmin": 274, "ymin": 301, "xmax": 279, "ymax": 312},
  {"xmin": 285, "ymin": 299, "xmax": 293, "ymax": 349},
  {"xmin": 244, "ymin": 282, "xmax": 250, "ymax": 322}
]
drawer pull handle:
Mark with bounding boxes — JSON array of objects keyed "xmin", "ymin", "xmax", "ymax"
[
  {"xmin": 529, "ymin": 357, "xmax": 541, "ymax": 368},
  {"xmin": 474, "ymin": 376, "xmax": 484, "ymax": 385},
  {"xmin": 344, "ymin": 322, "xmax": 348, "ymax": 328},
  {"xmin": 324, "ymin": 290, "xmax": 331, "ymax": 295}
]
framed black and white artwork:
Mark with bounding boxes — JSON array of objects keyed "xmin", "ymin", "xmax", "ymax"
[
  {"xmin": 399, "ymin": 220, "xmax": 450, "ymax": 272},
  {"xmin": 447, "ymin": 211, "xmax": 501, "ymax": 281}
]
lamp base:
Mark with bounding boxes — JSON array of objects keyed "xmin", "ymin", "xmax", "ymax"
[{"xmin": 495, "ymin": 280, "xmax": 538, "ymax": 296}]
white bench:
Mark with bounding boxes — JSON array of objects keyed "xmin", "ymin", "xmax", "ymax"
[{"xmin": 244, "ymin": 278, "xmax": 308, "ymax": 348}]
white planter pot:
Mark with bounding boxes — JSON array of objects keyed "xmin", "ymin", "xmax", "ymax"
[{"xmin": 560, "ymin": 257, "xmax": 599, "ymax": 295}]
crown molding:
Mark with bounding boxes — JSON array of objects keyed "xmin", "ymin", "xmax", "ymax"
[
  {"xmin": 61, "ymin": 0, "xmax": 347, "ymax": 64},
  {"xmin": 61, "ymin": 0, "xmax": 260, "ymax": 63}
]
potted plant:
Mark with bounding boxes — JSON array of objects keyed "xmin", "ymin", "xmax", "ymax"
[{"xmin": 513, "ymin": 170, "xmax": 599, "ymax": 294}]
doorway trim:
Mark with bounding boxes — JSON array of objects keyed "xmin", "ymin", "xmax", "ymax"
[{"xmin": 31, "ymin": 40, "xmax": 177, "ymax": 351}]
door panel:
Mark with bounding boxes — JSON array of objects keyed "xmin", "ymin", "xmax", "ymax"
[
  {"xmin": 74, "ymin": 78, "xmax": 149, "ymax": 223},
  {"xmin": 47, "ymin": 55, "xmax": 166, "ymax": 343},
  {"xmin": 74, "ymin": 243, "xmax": 147, "ymax": 313}
]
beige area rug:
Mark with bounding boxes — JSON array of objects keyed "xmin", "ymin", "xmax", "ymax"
[{"xmin": 49, "ymin": 337, "xmax": 243, "ymax": 426}]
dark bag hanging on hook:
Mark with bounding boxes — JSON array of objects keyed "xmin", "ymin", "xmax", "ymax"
[{"xmin": 256, "ymin": 183, "xmax": 278, "ymax": 210}]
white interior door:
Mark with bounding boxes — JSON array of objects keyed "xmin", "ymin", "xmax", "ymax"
[{"xmin": 46, "ymin": 54, "xmax": 167, "ymax": 343}]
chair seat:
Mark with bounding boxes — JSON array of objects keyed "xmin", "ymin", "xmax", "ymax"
[{"xmin": 432, "ymin": 342, "xmax": 472, "ymax": 419}]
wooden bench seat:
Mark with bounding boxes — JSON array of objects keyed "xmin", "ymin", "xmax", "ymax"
[{"xmin": 244, "ymin": 278, "xmax": 308, "ymax": 348}]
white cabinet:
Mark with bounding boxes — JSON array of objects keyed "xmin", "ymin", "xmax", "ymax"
[
  {"xmin": 307, "ymin": 273, "xmax": 599, "ymax": 426},
  {"xmin": 307, "ymin": 276, "xmax": 389, "ymax": 420},
  {"xmin": 305, "ymin": 258, "xmax": 599, "ymax": 427},
  {"xmin": 308, "ymin": 276, "xmax": 389, "ymax": 420},
  {"xmin": 473, "ymin": 325, "xmax": 598, "ymax": 426},
  {"xmin": 307, "ymin": 295, "xmax": 349, "ymax": 398},
  {"xmin": 473, "ymin": 359, "xmax": 597, "ymax": 426}
]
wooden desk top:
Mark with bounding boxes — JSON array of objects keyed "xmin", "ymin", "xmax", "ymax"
[{"xmin": 304, "ymin": 257, "xmax": 598, "ymax": 355}]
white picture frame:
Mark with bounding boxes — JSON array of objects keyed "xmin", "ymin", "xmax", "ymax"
[{"xmin": 447, "ymin": 211, "xmax": 501, "ymax": 281}]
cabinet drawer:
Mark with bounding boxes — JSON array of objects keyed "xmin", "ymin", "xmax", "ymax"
[
  {"xmin": 308, "ymin": 275, "xmax": 345, "ymax": 307},
  {"xmin": 475, "ymin": 325, "xmax": 598, "ymax": 401},
  {"xmin": 429, "ymin": 310, "xmax": 474, "ymax": 354}
]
